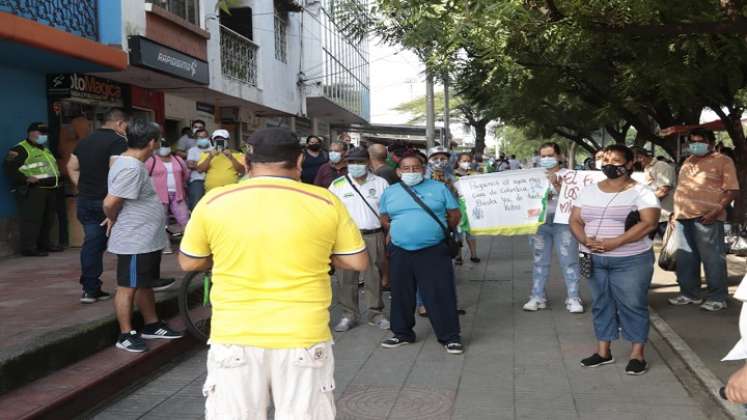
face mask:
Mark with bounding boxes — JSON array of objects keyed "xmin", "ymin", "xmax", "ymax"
[
  {"xmin": 595, "ymin": 160, "xmax": 604, "ymax": 170},
  {"xmin": 307, "ymin": 143, "xmax": 321, "ymax": 152},
  {"xmin": 197, "ymin": 138, "xmax": 210, "ymax": 148},
  {"xmin": 459, "ymin": 162, "xmax": 471, "ymax": 170},
  {"xmin": 329, "ymin": 151, "xmax": 342, "ymax": 163},
  {"xmin": 348, "ymin": 164, "xmax": 367, "ymax": 178},
  {"xmin": 429, "ymin": 160, "xmax": 447, "ymax": 171},
  {"xmin": 192, "ymin": 127, "xmax": 200, "ymax": 135},
  {"xmin": 34, "ymin": 135, "xmax": 48, "ymax": 146},
  {"xmin": 158, "ymin": 147, "xmax": 171, "ymax": 157},
  {"xmin": 539, "ymin": 157, "xmax": 558, "ymax": 169},
  {"xmin": 401, "ymin": 172, "xmax": 424, "ymax": 186},
  {"xmin": 689, "ymin": 142, "xmax": 710, "ymax": 156},
  {"xmin": 602, "ymin": 164, "xmax": 627, "ymax": 179}
]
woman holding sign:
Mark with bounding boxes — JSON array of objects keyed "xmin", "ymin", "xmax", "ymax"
[
  {"xmin": 454, "ymin": 153, "xmax": 481, "ymax": 265},
  {"xmin": 569, "ymin": 144, "xmax": 660, "ymax": 376},
  {"xmin": 524, "ymin": 143, "xmax": 584, "ymax": 314}
]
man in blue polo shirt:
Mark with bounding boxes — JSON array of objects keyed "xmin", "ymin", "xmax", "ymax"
[{"xmin": 379, "ymin": 154, "xmax": 464, "ymax": 354}]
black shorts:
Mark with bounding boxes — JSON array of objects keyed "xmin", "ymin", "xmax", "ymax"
[{"xmin": 116, "ymin": 251, "xmax": 162, "ymax": 288}]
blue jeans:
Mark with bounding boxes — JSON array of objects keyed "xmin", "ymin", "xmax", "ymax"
[
  {"xmin": 589, "ymin": 251, "xmax": 654, "ymax": 343},
  {"xmin": 675, "ymin": 219, "xmax": 728, "ymax": 302},
  {"xmin": 76, "ymin": 197, "xmax": 107, "ymax": 293},
  {"xmin": 187, "ymin": 180, "xmax": 205, "ymax": 210},
  {"xmin": 530, "ymin": 223, "xmax": 580, "ymax": 300}
]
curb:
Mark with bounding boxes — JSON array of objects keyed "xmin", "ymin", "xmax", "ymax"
[{"xmin": 649, "ymin": 307, "xmax": 743, "ymax": 419}]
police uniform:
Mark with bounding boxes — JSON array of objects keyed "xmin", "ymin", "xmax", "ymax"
[{"xmin": 3, "ymin": 123, "xmax": 61, "ymax": 256}]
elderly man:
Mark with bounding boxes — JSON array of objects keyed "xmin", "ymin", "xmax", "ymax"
[
  {"xmin": 669, "ymin": 128, "xmax": 739, "ymax": 312},
  {"xmin": 368, "ymin": 143, "xmax": 399, "ymax": 185},
  {"xmin": 329, "ymin": 148, "xmax": 390, "ymax": 332},
  {"xmin": 379, "ymin": 154, "xmax": 464, "ymax": 355},
  {"xmin": 314, "ymin": 141, "xmax": 348, "ymax": 188}
]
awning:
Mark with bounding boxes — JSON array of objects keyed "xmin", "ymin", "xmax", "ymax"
[{"xmin": 660, "ymin": 118, "xmax": 747, "ymax": 136}]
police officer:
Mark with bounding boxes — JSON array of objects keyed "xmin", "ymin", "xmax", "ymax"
[{"xmin": 3, "ymin": 122, "xmax": 62, "ymax": 256}]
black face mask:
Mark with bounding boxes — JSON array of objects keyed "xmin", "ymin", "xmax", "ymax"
[
  {"xmin": 307, "ymin": 144, "xmax": 321, "ymax": 152},
  {"xmin": 602, "ymin": 164, "xmax": 627, "ymax": 179}
]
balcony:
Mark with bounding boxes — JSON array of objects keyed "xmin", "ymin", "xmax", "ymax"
[
  {"xmin": 220, "ymin": 25, "xmax": 258, "ymax": 87},
  {"xmin": 0, "ymin": 0, "xmax": 97, "ymax": 41}
]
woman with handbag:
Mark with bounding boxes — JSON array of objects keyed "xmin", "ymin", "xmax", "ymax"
[{"xmin": 569, "ymin": 145, "xmax": 660, "ymax": 375}]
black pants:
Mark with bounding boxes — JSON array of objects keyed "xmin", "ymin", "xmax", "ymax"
[
  {"xmin": 15, "ymin": 186, "xmax": 56, "ymax": 252},
  {"xmin": 389, "ymin": 242, "xmax": 461, "ymax": 344}
]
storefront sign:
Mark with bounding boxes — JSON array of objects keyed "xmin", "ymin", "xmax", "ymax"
[
  {"xmin": 129, "ymin": 36, "xmax": 209, "ymax": 85},
  {"xmin": 196, "ymin": 102, "xmax": 215, "ymax": 115},
  {"xmin": 47, "ymin": 73, "xmax": 124, "ymax": 104}
]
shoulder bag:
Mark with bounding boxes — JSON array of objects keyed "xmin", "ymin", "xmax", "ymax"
[
  {"xmin": 400, "ymin": 182, "xmax": 462, "ymax": 258},
  {"xmin": 344, "ymin": 173, "xmax": 380, "ymax": 219}
]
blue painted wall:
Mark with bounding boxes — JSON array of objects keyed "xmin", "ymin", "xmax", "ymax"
[
  {"xmin": 0, "ymin": 66, "xmax": 47, "ymax": 217},
  {"xmin": 97, "ymin": 0, "xmax": 122, "ymax": 46}
]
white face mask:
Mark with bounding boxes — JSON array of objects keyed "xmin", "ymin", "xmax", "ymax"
[
  {"xmin": 158, "ymin": 147, "xmax": 171, "ymax": 157},
  {"xmin": 459, "ymin": 162, "xmax": 471, "ymax": 170},
  {"xmin": 401, "ymin": 172, "xmax": 424, "ymax": 186},
  {"xmin": 329, "ymin": 151, "xmax": 342, "ymax": 163}
]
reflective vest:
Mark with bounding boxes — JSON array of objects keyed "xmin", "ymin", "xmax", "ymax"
[{"xmin": 17, "ymin": 140, "xmax": 59, "ymax": 188}]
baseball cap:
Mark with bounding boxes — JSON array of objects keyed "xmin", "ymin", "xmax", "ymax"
[
  {"xmin": 212, "ymin": 129, "xmax": 230, "ymax": 139},
  {"xmin": 347, "ymin": 147, "xmax": 369, "ymax": 162},
  {"xmin": 27, "ymin": 122, "xmax": 48, "ymax": 134},
  {"xmin": 428, "ymin": 146, "xmax": 450, "ymax": 158},
  {"xmin": 246, "ymin": 128, "xmax": 302, "ymax": 163}
]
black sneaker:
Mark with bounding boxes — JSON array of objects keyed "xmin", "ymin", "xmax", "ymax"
[
  {"xmin": 116, "ymin": 331, "xmax": 147, "ymax": 353},
  {"xmin": 580, "ymin": 352, "xmax": 615, "ymax": 367},
  {"xmin": 625, "ymin": 359, "xmax": 648, "ymax": 375},
  {"xmin": 381, "ymin": 336, "xmax": 415, "ymax": 348},
  {"xmin": 444, "ymin": 342, "xmax": 464, "ymax": 354},
  {"xmin": 141, "ymin": 321, "xmax": 184, "ymax": 340},
  {"xmin": 151, "ymin": 278, "xmax": 176, "ymax": 292},
  {"xmin": 80, "ymin": 290, "xmax": 112, "ymax": 304}
]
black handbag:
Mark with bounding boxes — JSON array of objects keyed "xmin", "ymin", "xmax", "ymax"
[
  {"xmin": 400, "ymin": 182, "xmax": 462, "ymax": 258},
  {"xmin": 624, "ymin": 210, "xmax": 657, "ymax": 240}
]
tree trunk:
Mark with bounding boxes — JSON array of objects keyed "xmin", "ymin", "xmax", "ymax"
[
  {"xmin": 721, "ymin": 110, "xmax": 747, "ymax": 224},
  {"xmin": 474, "ymin": 121, "xmax": 487, "ymax": 155}
]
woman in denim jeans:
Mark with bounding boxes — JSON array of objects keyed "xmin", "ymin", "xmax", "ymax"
[
  {"xmin": 570, "ymin": 145, "xmax": 660, "ymax": 375},
  {"xmin": 523, "ymin": 142, "xmax": 583, "ymax": 314}
]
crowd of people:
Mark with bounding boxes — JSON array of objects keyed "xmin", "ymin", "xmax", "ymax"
[{"xmin": 6, "ymin": 107, "xmax": 747, "ymax": 417}]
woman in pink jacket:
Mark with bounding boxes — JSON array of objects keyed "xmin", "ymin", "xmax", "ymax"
[{"xmin": 146, "ymin": 142, "xmax": 190, "ymax": 235}]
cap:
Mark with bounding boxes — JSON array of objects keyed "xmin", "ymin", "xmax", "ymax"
[
  {"xmin": 27, "ymin": 122, "xmax": 48, "ymax": 133},
  {"xmin": 246, "ymin": 128, "xmax": 302, "ymax": 163},
  {"xmin": 428, "ymin": 146, "xmax": 450, "ymax": 158},
  {"xmin": 211, "ymin": 129, "xmax": 230, "ymax": 139},
  {"xmin": 347, "ymin": 147, "xmax": 369, "ymax": 162}
]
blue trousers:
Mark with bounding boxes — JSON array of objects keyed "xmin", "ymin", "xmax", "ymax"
[
  {"xmin": 589, "ymin": 251, "xmax": 654, "ymax": 344},
  {"xmin": 76, "ymin": 198, "xmax": 106, "ymax": 293},
  {"xmin": 187, "ymin": 180, "xmax": 205, "ymax": 210},
  {"xmin": 675, "ymin": 219, "xmax": 728, "ymax": 302},
  {"xmin": 530, "ymin": 223, "xmax": 580, "ymax": 300},
  {"xmin": 390, "ymin": 243, "xmax": 461, "ymax": 344}
]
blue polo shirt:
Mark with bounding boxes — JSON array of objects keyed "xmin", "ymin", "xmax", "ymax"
[{"xmin": 379, "ymin": 179, "xmax": 460, "ymax": 251}]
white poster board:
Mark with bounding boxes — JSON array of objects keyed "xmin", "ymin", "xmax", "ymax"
[
  {"xmin": 455, "ymin": 168, "xmax": 550, "ymax": 236},
  {"xmin": 553, "ymin": 170, "xmax": 648, "ymax": 224}
]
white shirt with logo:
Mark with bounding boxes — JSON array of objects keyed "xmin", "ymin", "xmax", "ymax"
[{"xmin": 329, "ymin": 172, "xmax": 389, "ymax": 231}]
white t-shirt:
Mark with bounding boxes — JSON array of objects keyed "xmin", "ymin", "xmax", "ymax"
[
  {"xmin": 328, "ymin": 172, "xmax": 389, "ymax": 230},
  {"xmin": 187, "ymin": 146, "xmax": 211, "ymax": 182},
  {"xmin": 164, "ymin": 161, "xmax": 176, "ymax": 192},
  {"xmin": 724, "ymin": 275, "xmax": 747, "ymax": 361},
  {"xmin": 575, "ymin": 182, "xmax": 660, "ymax": 257}
]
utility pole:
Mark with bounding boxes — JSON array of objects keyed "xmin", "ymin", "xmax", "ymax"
[
  {"xmin": 425, "ymin": 71, "xmax": 435, "ymax": 150},
  {"xmin": 443, "ymin": 72, "xmax": 450, "ymax": 147}
]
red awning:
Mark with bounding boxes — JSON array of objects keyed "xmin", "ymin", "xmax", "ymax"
[{"xmin": 660, "ymin": 118, "xmax": 747, "ymax": 136}]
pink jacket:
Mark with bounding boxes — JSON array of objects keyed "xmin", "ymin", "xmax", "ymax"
[{"xmin": 146, "ymin": 155, "xmax": 190, "ymax": 205}]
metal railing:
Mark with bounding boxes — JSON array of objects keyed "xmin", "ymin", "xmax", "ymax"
[
  {"xmin": 0, "ymin": 0, "xmax": 98, "ymax": 40},
  {"xmin": 220, "ymin": 25, "xmax": 259, "ymax": 87}
]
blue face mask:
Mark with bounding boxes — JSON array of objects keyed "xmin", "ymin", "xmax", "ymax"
[
  {"xmin": 401, "ymin": 172, "xmax": 424, "ymax": 186},
  {"xmin": 539, "ymin": 157, "xmax": 558, "ymax": 169},
  {"xmin": 34, "ymin": 135, "xmax": 48, "ymax": 146},
  {"xmin": 348, "ymin": 164, "xmax": 367, "ymax": 178},
  {"xmin": 689, "ymin": 142, "xmax": 710, "ymax": 156},
  {"xmin": 197, "ymin": 138, "xmax": 210, "ymax": 148},
  {"xmin": 329, "ymin": 151, "xmax": 342, "ymax": 163}
]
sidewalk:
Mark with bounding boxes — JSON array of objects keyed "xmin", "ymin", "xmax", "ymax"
[{"xmin": 90, "ymin": 237, "xmax": 719, "ymax": 419}]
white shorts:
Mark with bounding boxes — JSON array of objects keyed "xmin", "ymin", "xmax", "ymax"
[{"xmin": 202, "ymin": 341, "xmax": 335, "ymax": 420}]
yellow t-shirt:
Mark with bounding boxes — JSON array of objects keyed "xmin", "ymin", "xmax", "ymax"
[
  {"xmin": 180, "ymin": 176, "xmax": 365, "ymax": 348},
  {"xmin": 199, "ymin": 151, "xmax": 245, "ymax": 191}
]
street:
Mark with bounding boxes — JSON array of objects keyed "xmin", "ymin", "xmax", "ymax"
[{"xmin": 89, "ymin": 237, "xmax": 719, "ymax": 420}]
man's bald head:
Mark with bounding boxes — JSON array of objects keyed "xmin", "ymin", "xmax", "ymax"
[{"xmin": 369, "ymin": 143, "xmax": 388, "ymax": 161}]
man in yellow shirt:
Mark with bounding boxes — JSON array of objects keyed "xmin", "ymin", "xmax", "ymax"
[
  {"xmin": 178, "ymin": 127, "xmax": 368, "ymax": 420},
  {"xmin": 196, "ymin": 129, "xmax": 245, "ymax": 191}
]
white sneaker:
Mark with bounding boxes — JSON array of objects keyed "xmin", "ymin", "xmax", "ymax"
[
  {"xmin": 668, "ymin": 295, "xmax": 704, "ymax": 306},
  {"xmin": 334, "ymin": 317, "xmax": 356, "ymax": 332},
  {"xmin": 566, "ymin": 298, "xmax": 584, "ymax": 314},
  {"xmin": 700, "ymin": 300, "xmax": 727, "ymax": 312},
  {"xmin": 368, "ymin": 317, "xmax": 390, "ymax": 330},
  {"xmin": 523, "ymin": 297, "xmax": 547, "ymax": 312}
]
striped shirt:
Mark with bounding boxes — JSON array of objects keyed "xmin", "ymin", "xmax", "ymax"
[{"xmin": 575, "ymin": 183, "xmax": 660, "ymax": 257}]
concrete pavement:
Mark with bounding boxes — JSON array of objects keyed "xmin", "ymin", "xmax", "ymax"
[{"xmin": 89, "ymin": 237, "xmax": 720, "ymax": 420}]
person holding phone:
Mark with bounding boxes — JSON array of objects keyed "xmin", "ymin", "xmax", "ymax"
[{"xmin": 196, "ymin": 129, "xmax": 245, "ymax": 192}]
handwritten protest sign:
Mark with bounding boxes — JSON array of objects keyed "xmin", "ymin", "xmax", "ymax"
[
  {"xmin": 553, "ymin": 170, "xmax": 648, "ymax": 224},
  {"xmin": 455, "ymin": 169, "xmax": 550, "ymax": 236}
]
